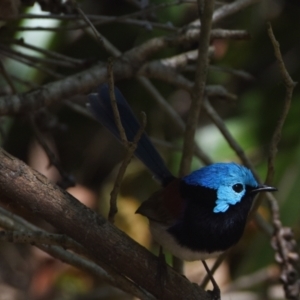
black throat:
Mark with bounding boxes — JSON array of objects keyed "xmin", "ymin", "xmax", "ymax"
[{"xmin": 168, "ymin": 181, "xmax": 255, "ymax": 253}]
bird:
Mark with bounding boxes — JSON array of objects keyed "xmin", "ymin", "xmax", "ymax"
[{"xmin": 88, "ymin": 84, "xmax": 277, "ymax": 297}]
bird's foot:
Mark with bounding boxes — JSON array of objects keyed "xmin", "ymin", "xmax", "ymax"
[
  {"xmin": 201, "ymin": 260, "xmax": 221, "ymax": 300},
  {"xmin": 207, "ymin": 288, "xmax": 221, "ymax": 300}
]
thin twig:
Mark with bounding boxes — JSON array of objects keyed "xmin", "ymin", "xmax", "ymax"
[
  {"xmin": 30, "ymin": 117, "xmax": 75, "ymax": 189},
  {"xmin": 213, "ymin": 0, "xmax": 261, "ymax": 24},
  {"xmin": 0, "ymin": 43, "xmax": 78, "ymax": 68},
  {"xmin": 11, "ymin": 0, "xmax": 192, "ymax": 33},
  {"xmin": 107, "ymin": 59, "xmax": 128, "ymax": 144},
  {"xmin": 265, "ymin": 23, "xmax": 299, "ymax": 300},
  {"xmin": 74, "ymin": 2, "xmax": 107, "ymax": 51},
  {"xmin": 254, "ymin": 213, "xmax": 273, "ymax": 236},
  {"xmin": 140, "ymin": 60, "xmax": 238, "ymax": 101},
  {"xmin": 9, "ymin": 38, "xmax": 85, "ymax": 65},
  {"xmin": 202, "ymin": 98, "xmax": 258, "ymax": 176},
  {"xmin": 11, "ymin": 19, "xmax": 177, "ymax": 33},
  {"xmin": 0, "ymin": 230, "xmax": 85, "ymax": 252},
  {"xmin": 108, "ymin": 112, "xmax": 147, "ymax": 223},
  {"xmin": 0, "ymin": 209, "xmax": 87, "ymax": 256},
  {"xmin": 65, "ymin": 101, "xmax": 95, "ymax": 119},
  {"xmin": 0, "ymin": 48, "xmax": 63, "ymax": 79},
  {"xmin": 181, "ymin": 0, "xmax": 260, "ymax": 37},
  {"xmin": 224, "ymin": 265, "xmax": 279, "ymax": 292},
  {"xmin": 138, "ymin": 61, "xmax": 194, "ymax": 90},
  {"xmin": 72, "ymin": 2, "xmax": 120, "ymax": 57},
  {"xmin": 106, "ymin": 56, "xmax": 148, "ymax": 223},
  {"xmin": 265, "ymin": 23, "xmax": 297, "ymax": 185},
  {"xmin": 179, "ymin": 0, "xmax": 215, "ymax": 177},
  {"xmin": 150, "ymin": 137, "xmax": 184, "ymax": 152},
  {"xmin": 9, "ymin": 74, "xmax": 40, "ymax": 89},
  {"xmin": 14, "ymin": 1, "xmax": 195, "ymax": 22},
  {"xmin": 0, "ymin": 60, "xmax": 17, "ymax": 94},
  {"xmin": 208, "ymin": 65, "xmax": 255, "ymax": 81}
]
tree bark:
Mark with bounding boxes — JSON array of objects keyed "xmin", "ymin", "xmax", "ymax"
[{"xmin": 0, "ymin": 148, "xmax": 210, "ymax": 300}]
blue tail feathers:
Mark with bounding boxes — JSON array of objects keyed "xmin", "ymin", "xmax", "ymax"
[{"xmin": 88, "ymin": 84, "xmax": 174, "ymax": 185}]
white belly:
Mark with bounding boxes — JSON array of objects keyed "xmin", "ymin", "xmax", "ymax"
[{"xmin": 149, "ymin": 221, "xmax": 222, "ymax": 261}]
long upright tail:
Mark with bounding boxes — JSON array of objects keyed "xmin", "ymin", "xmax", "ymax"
[{"xmin": 88, "ymin": 84, "xmax": 174, "ymax": 185}]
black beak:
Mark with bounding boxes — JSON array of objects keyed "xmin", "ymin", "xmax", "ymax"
[{"xmin": 251, "ymin": 184, "xmax": 277, "ymax": 194}]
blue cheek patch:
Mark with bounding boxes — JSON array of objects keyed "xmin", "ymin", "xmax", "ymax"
[{"xmin": 213, "ymin": 201, "xmax": 229, "ymax": 213}]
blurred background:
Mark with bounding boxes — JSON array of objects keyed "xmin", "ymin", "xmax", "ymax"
[{"xmin": 0, "ymin": 0, "xmax": 299, "ymax": 299}]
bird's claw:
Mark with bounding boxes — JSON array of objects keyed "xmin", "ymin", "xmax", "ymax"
[{"xmin": 207, "ymin": 288, "xmax": 221, "ymax": 300}]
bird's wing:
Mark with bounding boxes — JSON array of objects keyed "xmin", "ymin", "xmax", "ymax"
[{"xmin": 136, "ymin": 179, "xmax": 184, "ymax": 227}]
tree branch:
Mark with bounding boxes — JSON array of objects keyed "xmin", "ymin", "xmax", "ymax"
[
  {"xmin": 0, "ymin": 148, "xmax": 210, "ymax": 300},
  {"xmin": 0, "ymin": 206, "xmax": 151, "ymax": 299}
]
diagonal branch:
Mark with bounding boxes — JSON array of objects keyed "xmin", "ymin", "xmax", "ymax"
[
  {"xmin": 0, "ymin": 148, "xmax": 210, "ymax": 300},
  {"xmin": 0, "ymin": 206, "xmax": 152, "ymax": 300}
]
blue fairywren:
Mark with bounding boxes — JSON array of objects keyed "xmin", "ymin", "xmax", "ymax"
[{"xmin": 88, "ymin": 84, "xmax": 277, "ymax": 293}]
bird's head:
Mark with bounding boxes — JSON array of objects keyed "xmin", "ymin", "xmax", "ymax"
[{"xmin": 182, "ymin": 162, "xmax": 276, "ymax": 213}]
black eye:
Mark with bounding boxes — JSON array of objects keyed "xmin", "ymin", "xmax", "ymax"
[{"xmin": 232, "ymin": 183, "xmax": 243, "ymax": 193}]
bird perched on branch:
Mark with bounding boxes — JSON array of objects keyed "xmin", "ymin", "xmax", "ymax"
[{"xmin": 88, "ymin": 84, "xmax": 277, "ymax": 298}]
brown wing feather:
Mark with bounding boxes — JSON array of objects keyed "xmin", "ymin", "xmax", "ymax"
[{"xmin": 136, "ymin": 179, "xmax": 184, "ymax": 227}]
